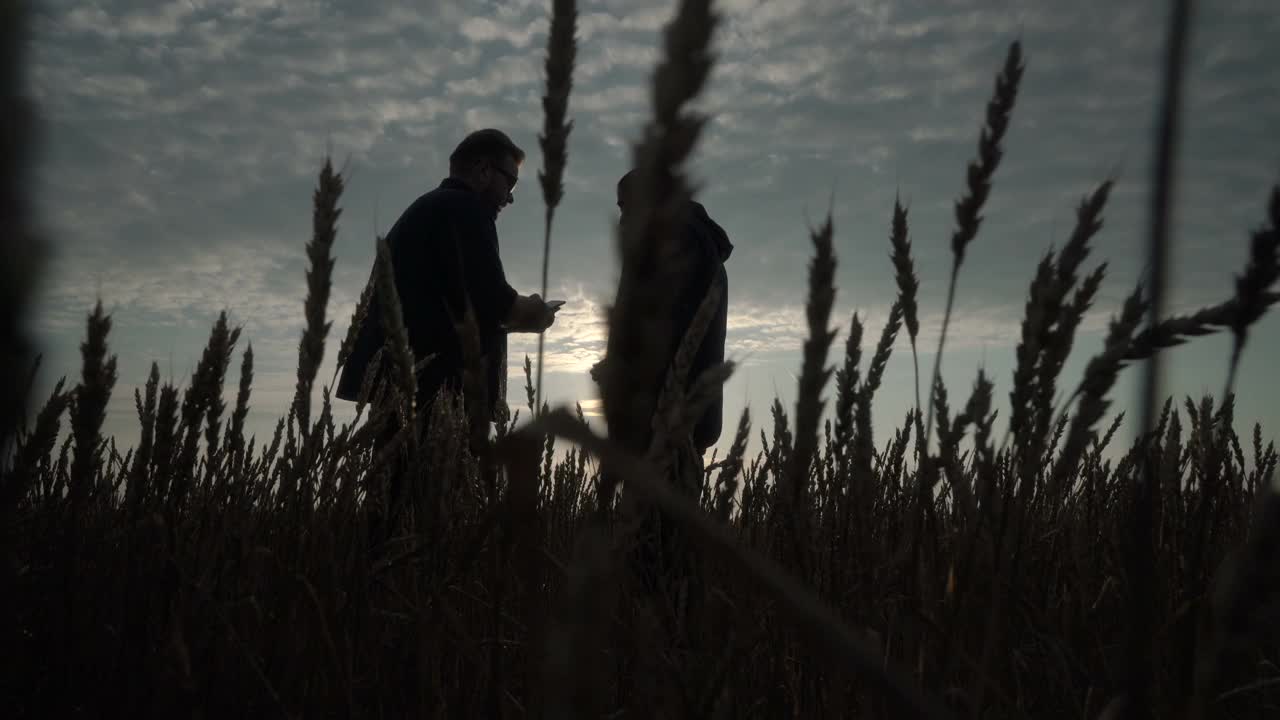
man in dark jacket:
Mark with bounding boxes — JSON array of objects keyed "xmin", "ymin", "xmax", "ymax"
[
  {"xmin": 592, "ymin": 169, "xmax": 733, "ymax": 457},
  {"xmin": 337, "ymin": 128, "xmax": 559, "ymax": 423}
]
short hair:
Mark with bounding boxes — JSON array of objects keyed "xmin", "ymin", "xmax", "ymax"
[{"xmin": 449, "ymin": 129, "xmax": 525, "ymax": 175}]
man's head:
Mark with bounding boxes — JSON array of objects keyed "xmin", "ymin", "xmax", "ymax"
[
  {"xmin": 616, "ymin": 168, "xmax": 678, "ymax": 228},
  {"xmin": 450, "ymin": 129, "xmax": 525, "ymax": 216},
  {"xmin": 616, "ymin": 169, "xmax": 638, "ymax": 221}
]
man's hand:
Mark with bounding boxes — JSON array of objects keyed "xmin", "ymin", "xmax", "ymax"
[{"xmin": 506, "ymin": 293, "xmax": 560, "ymax": 332}]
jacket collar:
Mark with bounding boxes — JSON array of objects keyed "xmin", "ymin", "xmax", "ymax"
[{"xmin": 440, "ymin": 177, "xmax": 473, "ymax": 192}]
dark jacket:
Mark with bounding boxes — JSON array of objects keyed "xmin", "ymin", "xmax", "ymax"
[
  {"xmin": 672, "ymin": 201, "xmax": 733, "ymax": 451},
  {"xmin": 336, "ymin": 178, "xmax": 516, "ymax": 414}
]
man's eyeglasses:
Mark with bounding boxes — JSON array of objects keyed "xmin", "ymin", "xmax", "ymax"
[{"xmin": 491, "ymin": 163, "xmax": 518, "ymax": 190}]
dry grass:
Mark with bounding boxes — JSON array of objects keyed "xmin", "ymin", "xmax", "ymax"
[{"xmin": 5, "ymin": 0, "xmax": 1280, "ymax": 718}]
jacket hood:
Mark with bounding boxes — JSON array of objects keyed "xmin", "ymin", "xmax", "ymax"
[{"xmin": 689, "ymin": 201, "xmax": 733, "ymax": 262}]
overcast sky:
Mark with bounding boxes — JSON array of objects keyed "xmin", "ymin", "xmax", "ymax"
[{"xmin": 24, "ymin": 0, "xmax": 1280, "ymax": 462}]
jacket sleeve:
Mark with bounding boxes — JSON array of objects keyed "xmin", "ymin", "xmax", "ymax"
[
  {"xmin": 686, "ymin": 237, "xmax": 727, "ymax": 381},
  {"xmin": 683, "ymin": 227, "xmax": 728, "ymax": 449},
  {"xmin": 450, "ymin": 203, "xmax": 518, "ymax": 330}
]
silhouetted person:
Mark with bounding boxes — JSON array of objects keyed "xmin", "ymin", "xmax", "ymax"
[
  {"xmin": 593, "ymin": 170, "xmax": 733, "ymax": 641},
  {"xmin": 337, "ymin": 129, "xmax": 558, "ymax": 536},
  {"xmin": 592, "ymin": 169, "xmax": 733, "ymax": 461}
]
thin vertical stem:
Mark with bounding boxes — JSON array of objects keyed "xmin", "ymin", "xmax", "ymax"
[
  {"xmin": 535, "ymin": 211, "xmax": 552, "ymax": 415},
  {"xmin": 1132, "ymin": 0, "xmax": 1194, "ymax": 717}
]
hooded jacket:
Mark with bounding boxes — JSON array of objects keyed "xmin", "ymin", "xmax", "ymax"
[{"xmin": 674, "ymin": 200, "xmax": 733, "ymax": 451}]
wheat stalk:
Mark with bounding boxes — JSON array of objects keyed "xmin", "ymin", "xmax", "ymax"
[
  {"xmin": 1124, "ymin": 294, "xmax": 1280, "ymax": 363},
  {"xmin": 334, "ymin": 261, "xmax": 376, "ymax": 389},
  {"xmin": 1223, "ymin": 185, "xmax": 1280, "ymax": 396},
  {"xmin": 1008, "ymin": 251, "xmax": 1056, "ymax": 464},
  {"xmin": 227, "ymin": 345, "xmax": 253, "ymax": 469},
  {"xmin": 923, "ymin": 42, "xmax": 1024, "ymax": 454},
  {"xmin": 887, "ymin": 195, "xmax": 925, "ymax": 467},
  {"xmin": 126, "ymin": 363, "xmax": 159, "ymax": 507},
  {"xmin": 780, "ymin": 210, "xmax": 837, "ymax": 578},
  {"xmin": 600, "ymin": 0, "xmax": 718, "ymax": 464},
  {"xmin": 1046, "ymin": 283, "xmax": 1149, "ymax": 505},
  {"xmin": 1, "ymin": 378, "xmax": 67, "ymax": 513},
  {"xmin": 534, "ymin": 0, "xmax": 578, "ymax": 415},
  {"xmin": 711, "ymin": 407, "xmax": 750, "ymax": 521},
  {"xmin": 1130, "ymin": 6, "xmax": 1194, "ymax": 707},
  {"xmin": 1035, "ymin": 262, "xmax": 1107, "ymax": 436},
  {"xmin": 1021, "ymin": 181, "xmax": 1112, "ymax": 461},
  {"xmin": 852, "ymin": 299, "xmax": 902, "ymax": 477},
  {"xmin": 373, "ymin": 235, "xmax": 416, "ymax": 429},
  {"xmin": 150, "ymin": 382, "xmax": 179, "ymax": 498},
  {"xmin": 832, "ymin": 310, "xmax": 863, "ymax": 477},
  {"xmin": 169, "ymin": 312, "xmax": 238, "ymax": 505},
  {"xmin": 69, "ymin": 301, "xmax": 117, "ymax": 508},
  {"xmin": 789, "ymin": 211, "xmax": 837, "ymax": 501},
  {"xmin": 0, "ymin": 0, "xmax": 42, "ymax": 458},
  {"xmin": 200, "ymin": 314, "xmax": 240, "ymax": 473},
  {"xmin": 294, "ymin": 158, "xmax": 343, "ymax": 433}
]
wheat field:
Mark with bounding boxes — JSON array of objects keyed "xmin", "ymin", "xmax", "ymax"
[{"xmin": 5, "ymin": 0, "xmax": 1280, "ymax": 718}]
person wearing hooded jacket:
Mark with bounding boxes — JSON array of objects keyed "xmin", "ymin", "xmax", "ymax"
[{"xmin": 592, "ymin": 169, "xmax": 734, "ymax": 457}]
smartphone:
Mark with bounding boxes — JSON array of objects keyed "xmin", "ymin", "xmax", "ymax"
[{"xmin": 546, "ymin": 300, "xmax": 566, "ymax": 310}]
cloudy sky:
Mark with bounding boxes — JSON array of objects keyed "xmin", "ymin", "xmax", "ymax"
[{"xmin": 23, "ymin": 0, "xmax": 1280, "ymax": 463}]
